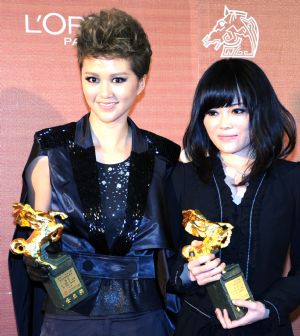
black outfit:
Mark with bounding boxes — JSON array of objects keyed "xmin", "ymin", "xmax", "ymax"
[
  {"xmin": 167, "ymin": 157, "xmax": 300, "ymax": 335},
  {"xmin": 9, "ymin": 114, "xmax": 180, "ymax": 336},
  {"xmin": 96, "ymin": 159, "xmax": 130, "ymax": 249}
]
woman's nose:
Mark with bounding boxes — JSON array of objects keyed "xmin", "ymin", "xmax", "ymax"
[
  {"xmin": 99, "ymin": 81, "xmax": 112, "ymax": 98},
  {"xmin": 219, "ymin": 112, "xmax": 232, "ymax": 129}
]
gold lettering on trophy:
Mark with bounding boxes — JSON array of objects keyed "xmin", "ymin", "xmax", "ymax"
[
  {"xmin": 55, "ymin": 268, "xmax": 82, "ymax": 298},
  {"xmin": 225, "ymin": 276, "xmax": 250, "ymax": 300}
]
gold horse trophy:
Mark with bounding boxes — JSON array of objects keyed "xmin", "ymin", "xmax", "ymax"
[
  {"xmin": 10, "ymin": 203, "xmax": 88, "ymax": 310},
  {"xmin": 182, "ymin": 209, "xmax": 253, "ymax": 320}
]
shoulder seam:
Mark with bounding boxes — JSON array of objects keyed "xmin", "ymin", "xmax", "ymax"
[
  {"xmin": 35, "ymin": 122, "xmax": 76, "ymax": 149},
  {"xmin": 141, "ymin": 129, "xmax": 180, "ymax": 163}
]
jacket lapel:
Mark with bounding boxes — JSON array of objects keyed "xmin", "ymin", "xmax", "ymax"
[
  {"xmin": 111, "ymin": 118, "xmax": 155, "ymax": 255},
  {"xmin": 69, "ymin": 115, "xmax": 155, "ymax": 255},
  {"xmin": 69, "ymin": 114, "xmax": 109, "ymax": 254},
  {"xmin": 111, "ymin": 150, "xmax": 155, "ymax": 255}
]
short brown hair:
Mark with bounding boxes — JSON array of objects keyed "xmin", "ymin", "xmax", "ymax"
[{"xmin": 76, "ymin": 8, "xmax": 152, "ymax": 78}]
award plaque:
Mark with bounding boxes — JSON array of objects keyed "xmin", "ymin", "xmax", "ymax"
[
  {"xmin": 181, "ymin": 209, "xmax": 253, "ymax": 320},
  {"xmin": 206, "ymin": 263, "xmax": 253, "ymax": 320},
  {"xmin": 10, "ymin": 203, "xmax": 88, "ymax": 310}
]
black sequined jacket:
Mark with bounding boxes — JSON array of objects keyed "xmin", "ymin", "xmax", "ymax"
[
  {"xmin": 9, "ymin": 114, "xmax": 180, "ymax": 336},
  {"xmin": 167, "ymin": 158, "xmax": 300, "ymax": 336}
]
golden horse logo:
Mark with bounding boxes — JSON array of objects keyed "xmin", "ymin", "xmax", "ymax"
[{"xmin": 202, "ymin": 6, "xmax": 259, "ymax": 58}]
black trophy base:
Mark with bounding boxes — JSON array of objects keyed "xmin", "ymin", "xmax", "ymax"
[
  {"xmin": 206, "ymin": 263, "xmax": 253, "ymax": 320},
  {"xmin": 43, "ymin": 253, "xmax": 88, "ymax": 310}
]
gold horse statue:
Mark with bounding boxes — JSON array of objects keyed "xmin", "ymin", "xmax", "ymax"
[
  {"xmin": 10, "ymin": 203, "xmax": 68, "ymax": 268},
  {"xmin": 181, "ymin": 209, "xmax": 233, "ymax": 261}
]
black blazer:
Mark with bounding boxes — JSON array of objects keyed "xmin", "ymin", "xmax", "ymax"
[{"xmin": 9, "ymin": 114, "xmax": 180, "ymax": 336}]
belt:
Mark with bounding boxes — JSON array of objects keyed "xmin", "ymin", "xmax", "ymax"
[{"xmin": 69, "ymin": 252, "xmax": 156, "ymax": 279}]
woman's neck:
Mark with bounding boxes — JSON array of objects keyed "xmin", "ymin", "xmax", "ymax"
[
  {"xmin": 219, "ymin": 153, "xmax": 252, "ymax": 204},
  {"xmin": 219, "ymin": 153, "xmax": 253, "ymax": 183},
  {"xmin": 220, "ymin": 153, "xmax": 250, "ymax": 169},
  {"xmin": 89, "ymin": 115, "xmax": 132, "ymax": 164}
]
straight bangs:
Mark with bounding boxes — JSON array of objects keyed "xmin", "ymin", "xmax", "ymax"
[
  {"xmin": 198, "ymin": 60, "xmax": 252, "ymax": 117},
  {"xmin": 200, "ymin": 85, "xmax": 244, "ymax": 115}
]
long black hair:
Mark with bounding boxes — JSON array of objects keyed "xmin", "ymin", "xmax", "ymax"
[{"xmin": 183, "ymin": 58, "xmax": 296, "ymax": 184}]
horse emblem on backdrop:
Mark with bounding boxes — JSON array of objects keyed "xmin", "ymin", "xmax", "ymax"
[{"xmin": 202, "ymin": 6, "xmax": 259, "ymax": 58}]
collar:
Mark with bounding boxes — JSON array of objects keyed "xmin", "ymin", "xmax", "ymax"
[{"xmin": 74, "ymin": 113, "xmax": 148, "ymax": 153}]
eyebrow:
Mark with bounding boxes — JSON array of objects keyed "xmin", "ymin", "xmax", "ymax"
[
  {"xmin": 231, "ymin": 104, "xmax": 246, "ymax": 107},
  {"xmin": 208, "ymin": 104, "xmax": 245, "ymax": 109},
  {"xmin": 83, "ymin": 71, "xmax": 130, "ymax": 76}
]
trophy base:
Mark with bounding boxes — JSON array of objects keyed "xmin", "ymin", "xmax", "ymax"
[
  {"xmin": 206, "ymin": 263, "xmax": 253, "ymax": 320},
  {"xmin": 43, "ymin": 253, "xmax": 88, "ymax": 310}
]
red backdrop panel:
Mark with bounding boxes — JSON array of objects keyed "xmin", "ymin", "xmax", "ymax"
[{"xmin": 1, "ymin": 0, "xmax": 299, "ymax": 334}]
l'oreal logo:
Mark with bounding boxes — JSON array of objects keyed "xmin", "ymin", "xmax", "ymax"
[{"xmin": 25, "ymin": 13, "xmax": 82, "ymax": 45}]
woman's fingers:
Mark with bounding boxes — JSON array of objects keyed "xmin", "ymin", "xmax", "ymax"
[
  {"xmin": 188, "ymin": 253, "xmax": 215, "ymax": 268},
  {"xmin": 215, "ymin": 300, "xmax": 268, "ymax": 329},
  {"xmin": 232, "ymin": 299, "xmax": 256, "ymax": 309},
  {"xmin": 215, "ymin": 308, "xmax": 227, "ymax": 328},
  {"xmin": 194, "ymin": 263, "xmax": 225, "ymax": 285},
  {"xmin": 215, "ymin": 308, "xmax": 239, "ymax": 329},
  {"xmin": 188, "ymin": 254, "xmax": 226, "ymax": 285},
  {"xmin": 188, "ymin": 256, "xmax": 224, "ymax": 275},
  {"xmin": 190, "ymin": 239, "xmax": 203, "ymax": 247}
]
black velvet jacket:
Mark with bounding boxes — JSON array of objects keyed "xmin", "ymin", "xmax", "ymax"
[
  {"xmin": 9, "ymin": 114, "xmax": 180, "ymax": 336},
  {"xmin": 167, "ymin": 158, "xmax": 300, "ymax": 336}
]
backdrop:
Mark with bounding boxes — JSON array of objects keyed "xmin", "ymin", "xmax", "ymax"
[{"xmin": 1, "ymin": 0, "xmax": 300, "ymax": 334}]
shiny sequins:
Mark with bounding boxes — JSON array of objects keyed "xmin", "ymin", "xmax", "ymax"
[
  {"xmin": 35, "ymin": 122, "xmax": 76, "ymax": 149},
  {"xmin": 143, "ymin": 130, "xmax": 180, "ymax": 164},
  {"xmin": 111, "ymin": 151, "xmax": 154, "ymax": 255},
  {"xmin": 97, "ymin": 159, "xmax": 130, "ymax": 248}
]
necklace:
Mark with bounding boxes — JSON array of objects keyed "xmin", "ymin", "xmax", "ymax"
[
  {"xmin": 223, "ymin": 166, "xmax": 248, "ymax": 187},
  {"xmin": 219, "ymin": 155, "xmax": 250, "ymax": 184},
  {"xmin": 219, "ymin": 155, "xmax": 250, "ymax": 204}
]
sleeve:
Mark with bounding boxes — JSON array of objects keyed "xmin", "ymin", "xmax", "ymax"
[
  {"xmin": 260, "ymin": 164, "xmax": 300, "ymax": 328},
  {"xmin": 165, "ymin": 163, "xmax": 184, "ymax": 250},
  {"xmin": 165, "ymin": 163, "xmax": 205, "ymax": 295},
  {"xmin": 8, "ymin": 137, "xmax": 46, "ymax": 336}
]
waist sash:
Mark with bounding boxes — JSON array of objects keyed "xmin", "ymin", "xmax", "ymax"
[{"xmin": 69, "ymin": 252, "xmax": 155, "ymax": 279}]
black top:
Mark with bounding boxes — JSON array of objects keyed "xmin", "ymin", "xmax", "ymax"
[{"xmin": 92, "ymin": 158, "xmax": 130, "ymax": 250}]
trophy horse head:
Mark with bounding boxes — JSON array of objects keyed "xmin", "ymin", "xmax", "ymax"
[
  {"xmin": 10, "ymin": 203, "xmax": 68, "ymax": 264},
  {"xmin": 181, "ymin": 209, "xmax": 234, "ymax": 261}
]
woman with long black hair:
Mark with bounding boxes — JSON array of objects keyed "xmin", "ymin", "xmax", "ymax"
[{"xmin": 167, "ymin": 58, "xmax": 300, "ymax": 335}]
